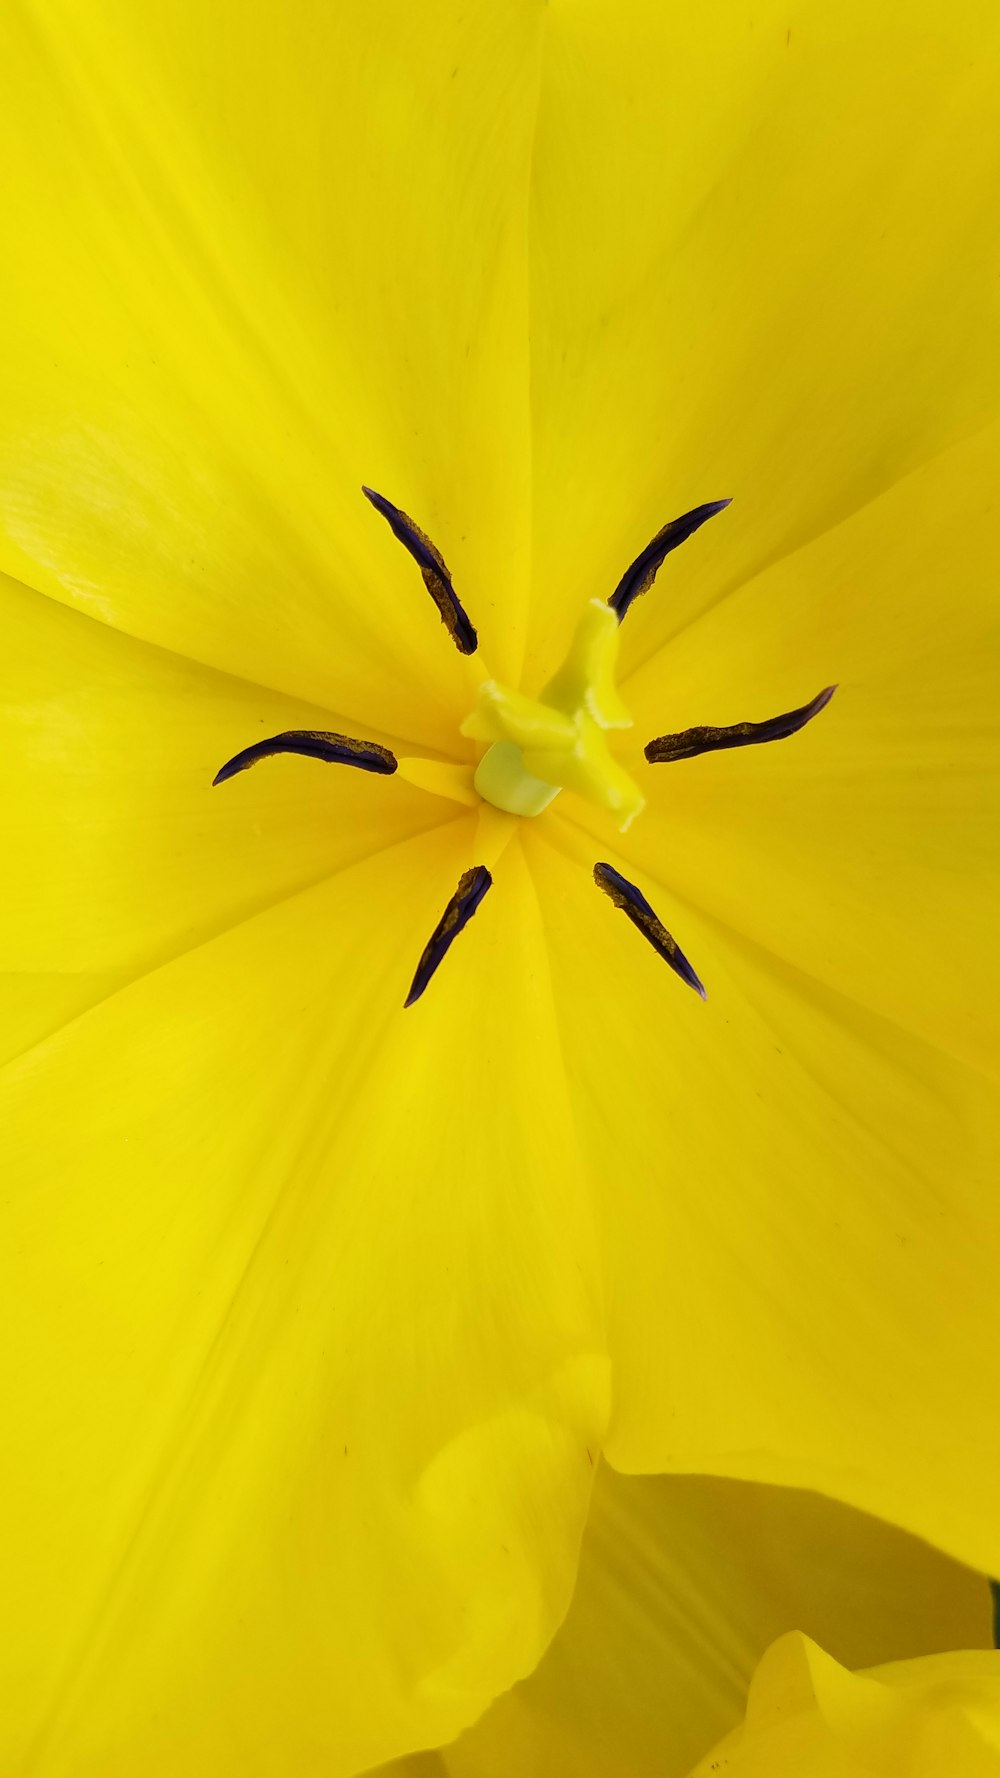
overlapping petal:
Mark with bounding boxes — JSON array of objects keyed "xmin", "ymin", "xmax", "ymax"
[
  {"xmin": 0, "ymin": 0, "xmax": 544, "ymax": 737},
  {"xmin": 619, "ymin": 425, "xmax": 1000, "ymax": 1078},
  {"xmin": 689, "ymin": 1639, "xmax": 1000, "ymax": 1776},
  {"xmin": 526, "ymin": 0, "xmax": 1000, "ymax": 683},
  {"xmin": 532, "ymin": 319, "xmax": 1000, "ymax": 1572},
  {"xmin": 376, "ymin": 1464, "xmax": 990, "ymax": 1777},
  {"xmin": 0, "ymin": 819, "xmax": 608, "ymax": 1775},
  {"xmin": 0, "ymin": 570, "xmax": 457, "ymax": 1063},
  {"xmin": 514, "ymin": 0, "xmax": 1000, "ymax": 1575},
  {"xmin": 526, "ymin": 815, "xmax": 1000, "ymax": 1573}
]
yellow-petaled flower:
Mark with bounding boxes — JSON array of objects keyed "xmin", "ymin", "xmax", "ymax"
[
  {"xmin": 0, "ymin": 0, "xmax": 998, "ymax": 1773},
  {"xmin": 377, "ymin": 1464, "xmax": 997, "ymax": 1777}
]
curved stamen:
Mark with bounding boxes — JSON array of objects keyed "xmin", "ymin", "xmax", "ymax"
[
  {"xmin": 213, "ymin": 729, "xmax": 397, "ymax": 786},
  {"xmin": 608, "ymin": 499, "xmax": 731, "ymax": 623},
  {"xmin": 594, "ymin": 862, "xmax": 705, "ymax": 999},
  {"xmin": 362, "ymin": 485, "xmax": 478, "ymax": 655},
  {"xmin": 644, "ymin": 685, "xmax": 836, "ymax": 765},
  {"xmin": 405, "ymin": 865, "xmax": 493, "ymax": 1007}
]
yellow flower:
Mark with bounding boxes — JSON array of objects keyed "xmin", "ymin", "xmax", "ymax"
[
  {"xmin": 375, "ymin": 1464, "xmax": 996, "ymax": 1776},
  {"xmin": 0, "ymin": 0, "xmax": 998, "ymax": 1772}
]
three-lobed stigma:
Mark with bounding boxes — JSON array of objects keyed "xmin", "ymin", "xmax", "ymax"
[
  {"xmin": 213, "ymin": 488, "xmax": 835, "ymax": 1006},
  {"xmin": 461, "ymin": 599, "xmax": 644, "ymax": 831}
]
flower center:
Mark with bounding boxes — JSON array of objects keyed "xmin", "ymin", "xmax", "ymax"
[
  {"xmin": 461, "ymin": 598, "xmax": 644, "ymax": 830},
  {"xmin": 212, "ymin": 486, "xmax": 835, "ymax": 1008}
]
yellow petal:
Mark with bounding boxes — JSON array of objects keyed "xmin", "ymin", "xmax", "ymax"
[
  {"xmin": 0, "ymin": 821, "xmax": 609, "ymax": 1774},
  {"xmin": 526, "ymin": 0, "xmax": 1000, "ymax": 682},
  {"xmin": 525, "ymin": 816, "xmax": 1000, "ymax": 1575},
  {"xmin": 376, "ymin": 1465, "xmax": 989, "ymax": 1778},
  {"xmin": 0, "ymin": 0, "xmax": 544, "ymax": 732},
  {"xmin": 689, "ymin": 1638, "xmax": 1000, "ymax": 1776},
  {"xmin": 0, "ymin": 571, "xmax": 454, "ymax": 1056},
  {"xmin": 620, "ymin": 423, "xmax": 1000, "ymax": 1081}
]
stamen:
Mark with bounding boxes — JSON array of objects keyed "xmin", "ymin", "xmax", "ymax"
[
  {"xmin": 213, "ymin": 729, "xmax": 397, "ymax": 785},
  {"xmin": 405, "ymin": 865, "xmax": 493, "ymax": 1007},
  {"xmin": 644, "ymin": 685, "xmax": 836, "ymax": 764},
  {"xmin": 362, "ymin": 485, "xmax": 478, "ymax": 655},
  {"xmin": 608, "ymin": 499, "xmax": 731, "ymax": 622},
  {"xmin": 593, "ymin": 862, "xmax": 706, "ymax": 999}
]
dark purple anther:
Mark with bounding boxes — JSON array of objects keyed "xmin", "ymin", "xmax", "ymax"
[
  {"xmin": 645, "ymin": 685, "xmax": 836, "ymax": 765},
  {"xmin": 213, "ymin": 729, "xmax": 397, "ymax": 785},
  {"xmin": 593, "ymin": 862, "xmax": 706, "ymax": 999},
  {"xmin": 405, "ymin": 865, "xmax": 493, "ymax": 1007},
  {"xmin": 608, "ymin": 499, "xmax": 731, "ymax": 622},
  {"xmin": 363, "ymin": 485, "xmax": 478, "ymax": 655}
]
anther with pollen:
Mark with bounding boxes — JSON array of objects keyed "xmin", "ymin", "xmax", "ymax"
[
  {"xmin": 405, "ymin": 866, "xmax": 493, "ymax": 1008},
  {"xmin": 213, "ymin": 729, "xmax": 398, "ymax": 785},
  {"xmin": 609, "ymin": 499, "xmax": 731, "ymax": 623},
  {"xmin": 645, "ymin": 685, "xmax": 836, "ymax": 765},
  {"xmin": 594, "ymin": 862, "xmax": 706, "ymax": 999},
  {"xmin": 362, "ymin": 485, "xmax": 478, "ymax": 655}
]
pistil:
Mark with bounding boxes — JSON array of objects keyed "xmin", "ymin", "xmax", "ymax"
[{"xmin": 462, "ymin": 599, "xmax": 644, "ymax": 830}]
